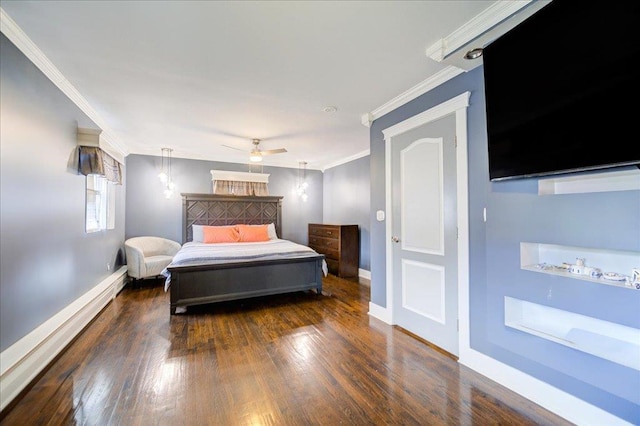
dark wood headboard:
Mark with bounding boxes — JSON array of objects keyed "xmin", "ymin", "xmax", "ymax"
[{"xmin": 181, "ymin": 193, "xmax": 283, "ymax": 244}]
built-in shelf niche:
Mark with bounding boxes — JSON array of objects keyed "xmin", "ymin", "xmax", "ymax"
[
  {"xmin": 520, "ymin": 242, "xmax": 640, "ymax": 290},
  {"xmin": 538, "ymin": 168, "xmax": 640, "ymax": 195},
  {"xmin": 505, "ymin": 296, "xmax": 640, "ymax": 371}
]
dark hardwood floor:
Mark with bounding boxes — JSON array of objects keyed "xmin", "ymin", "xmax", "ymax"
[{"xmin": 1, "ymin": 275, "xmax": 572, "ymax": 425}]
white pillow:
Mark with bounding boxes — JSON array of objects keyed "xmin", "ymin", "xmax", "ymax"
[
  {"xmin": 267, "ymin": 223, "xmax": 278, "ymax": 240},
  {"xmin": 192, "ymin": 224, "xmax": 205, "ymax": 242}
]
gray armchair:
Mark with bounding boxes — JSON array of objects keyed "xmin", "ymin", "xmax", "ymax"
[{"xmin": 124, "ymin": 236, "xmax": 181, "ymax": 282}]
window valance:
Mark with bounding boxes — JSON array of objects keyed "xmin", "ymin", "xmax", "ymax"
[
  {"xmin": 210, "ymin": 170, "xmax": 269, "ymax": 196},
  {"xmin": 77, "ymin": 146, "xmax": 123, "ymax": 184},
  {"xmin": 74, "ymin": 127, "xmax": 123, "ymax": 184}
]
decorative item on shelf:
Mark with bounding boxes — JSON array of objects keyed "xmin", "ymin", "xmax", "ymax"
[
  {"xmin": 296, "ymin": 161, "xmax": 309, "ymax": 202},
  {"xmin": 569, "ymin": 257, "xmax": 586, "ymax": 275},
  {"xmin": 586, "ymin": 267, "xmax": 603, "ymax": 279},
  {"xmin": 534, "ymin": 263, "xmax": 553, "ymax": 271},
  {"xmin": 602, "ymin": 272, "xmax": 628, "ymax": 282},
  {"xmin": 158, "ymin": 147, "xmax": 175, "ymax": 199},
  {"xmin": 566, "ymin": 257, "xmax": 603, "ymax": 279}
]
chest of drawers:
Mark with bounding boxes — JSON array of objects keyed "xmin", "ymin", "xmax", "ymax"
[{"xmin": 308, "ymin": 224, "xmax": 359, "ymax": 278}]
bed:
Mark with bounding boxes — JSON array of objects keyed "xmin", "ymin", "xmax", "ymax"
[{"xmin": 164, "ymin": 193, "xmax": 326, "ymax": 314}]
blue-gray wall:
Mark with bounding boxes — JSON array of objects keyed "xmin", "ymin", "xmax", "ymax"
[
  {"xmin": 369, "ymin": 65, "xmax": 640, "ymax": 422},
  {"xmin": 126, "ymin": 154, "xmax": 372, "ymax": 273},
  {"xmin": 323, "ymin": 155, "xmax": 371, "ymax": 271},
  {"xmin": 0, "ymin": 34, "xmax": 126, "ymax": 352},
  {"xmin": 125, "ymin": 154, "xmax": 323, "ymax": 246},
  {"xmin": 3, "ymin": 16, "xmax": 638, "ymax": 422}
]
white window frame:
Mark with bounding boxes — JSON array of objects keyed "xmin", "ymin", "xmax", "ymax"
[{"xmin": 85, "ymin": 174, "xmax": 115, "ymax": 233}]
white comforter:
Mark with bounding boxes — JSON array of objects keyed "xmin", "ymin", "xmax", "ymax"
[{"xmin": 162, "ymin": 239, "xmax": 328, "ymax": 291}]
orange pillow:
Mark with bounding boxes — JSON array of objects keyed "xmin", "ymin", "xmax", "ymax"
[
  {"xmin": 236, "ymin": 224, "xmax": 270, "ymax": 242},
  {"xmin": 202, "ymin": 225, "xmax": 240, "ymax": 243}
]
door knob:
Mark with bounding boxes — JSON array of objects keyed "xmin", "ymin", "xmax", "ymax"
[{"xmin": 391, "ymin": 236, "xmax": 400, "ymax": 243}]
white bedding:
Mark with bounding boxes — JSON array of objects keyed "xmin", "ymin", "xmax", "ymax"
[{"xmin": 162, "ymin": 239, "xmax": 328, "ymax": 291}]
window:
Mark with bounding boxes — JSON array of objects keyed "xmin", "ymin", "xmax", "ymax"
[{"xmin": 85, "ymin": 174, "xmax": 115, "ymax": 233}]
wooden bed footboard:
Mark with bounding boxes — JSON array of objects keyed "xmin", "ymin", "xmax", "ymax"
[{"xmin": 168, "ymin": 255, "xmax": 325, "ymax": 314}]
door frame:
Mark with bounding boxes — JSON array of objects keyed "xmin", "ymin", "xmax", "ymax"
[{"xmin": 382, "ymin": 91, "xmax": 471, "ymax": 354}]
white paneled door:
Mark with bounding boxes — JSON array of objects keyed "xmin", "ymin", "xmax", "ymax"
[{"xmin": 391, "ymin": 113, "xmax": 458, "ymax": 356}]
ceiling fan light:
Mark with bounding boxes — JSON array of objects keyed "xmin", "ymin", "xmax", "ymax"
[{"xmin": 250, "ymin": 152, "xmax": 262, "ymax": 162}]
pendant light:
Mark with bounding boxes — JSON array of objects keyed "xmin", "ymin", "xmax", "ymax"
[
  {"xmin": 159, "ymin": 148, "xmax": 175, "ymax": 198},
  {"xmin": 296, "ymin": 161, "xmax": 308, "ymax": 202}
]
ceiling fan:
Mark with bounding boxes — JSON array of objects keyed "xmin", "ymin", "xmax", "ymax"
[{"xmin": 223, "ymin": 138, "xmax": 287, "ymax": 162}]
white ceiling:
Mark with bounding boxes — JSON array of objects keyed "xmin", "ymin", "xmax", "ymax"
[{"xmin": 0, "ymin": 1, "xmax": 546, "ymax": 170}]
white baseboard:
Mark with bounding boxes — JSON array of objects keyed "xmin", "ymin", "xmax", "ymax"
[
  {"xmin": 358, "ymin": 269, "xmax": 371, "ymax": 286},
  {"xmin": 0, "ymin": 266, "xmax": 128, "ymax": 412},
  {"xmin": 368, "ymin": 299, "xmax": 628, "ymax": 425},
  {"xmin": 114, "ymin": 270, "xmax": 128, "ymax": 295},
  {"xmin": 358, "ymin": 268, "xmax": 371, "ymax": 281},
  {"xmin": 368, "ymin": 301, "xmax": 392, "ymax": 324},
  {"xmin": 459, "ymin": 347, "xmax": 631, "ymax": 426}
]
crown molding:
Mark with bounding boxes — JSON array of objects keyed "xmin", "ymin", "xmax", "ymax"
[
  {"xmin": 362, "ymin": 1, "xmax": 545, "ymax": 128},
  {"xmin": 361, "ymin": 113, "xmax": 374, "ymax": 128},
  {"xmin": 361, "ymin": 66, "xmax": 464, "ymax": 127},
  {"xmin": 322, "ymin": 149, "xmax": 370, "ymax": 172},
  {"xmin": 426, "ymin": 1, "xmax": 533, "ymax": 62},
  {"xmin": 0, "ymin": 7, "xmax": 129, "ymax": 160}
]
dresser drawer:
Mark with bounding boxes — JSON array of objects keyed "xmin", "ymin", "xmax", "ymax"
[
  {"xmin": 309, "ymin": 224, "xmax": 340, "ymax": 238},
  {"xmin": 310, "ymin": 245, "xmax": 339, "ymax": 261},
  {"xmin": 308, "ymin": 235, "xmax": 339, "ymax": 250}
]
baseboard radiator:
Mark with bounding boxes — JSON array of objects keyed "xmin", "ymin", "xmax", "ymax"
[{"xmin": 0, "ymin": 266, "xmax": 128, "ymax": 412}]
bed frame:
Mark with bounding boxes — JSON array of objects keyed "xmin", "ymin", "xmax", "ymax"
[{"xmin": 167, "ymin": 193, "xmax": 325, "ymax": 314}]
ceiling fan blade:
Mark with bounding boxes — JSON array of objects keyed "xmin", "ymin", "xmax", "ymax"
[
  {"xmin": 260, "ymin": 148, "xmax": 287, "ymax": 156},
  {"xmin": 222, "ymin": 144, "xmax": 247, "ymax": 152}
]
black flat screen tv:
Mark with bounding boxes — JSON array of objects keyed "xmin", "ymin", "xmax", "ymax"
[{"xmin": 483, "ymin": 0, "xmax": 640, "ymax": 181}]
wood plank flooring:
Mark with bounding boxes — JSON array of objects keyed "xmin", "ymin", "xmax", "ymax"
[{"xmin": 0, "ymin": 275, "xmax": 572, "ymax": 425}]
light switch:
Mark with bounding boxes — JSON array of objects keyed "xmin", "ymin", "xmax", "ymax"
[{"xmin": 376, "ymin": 210, "xmax": 385, "ymax": 221}]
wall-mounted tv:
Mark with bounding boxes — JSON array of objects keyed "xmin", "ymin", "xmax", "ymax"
[{"xmin": 483, "ymin": 1, "xmax": 640, "ymax": 181}]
